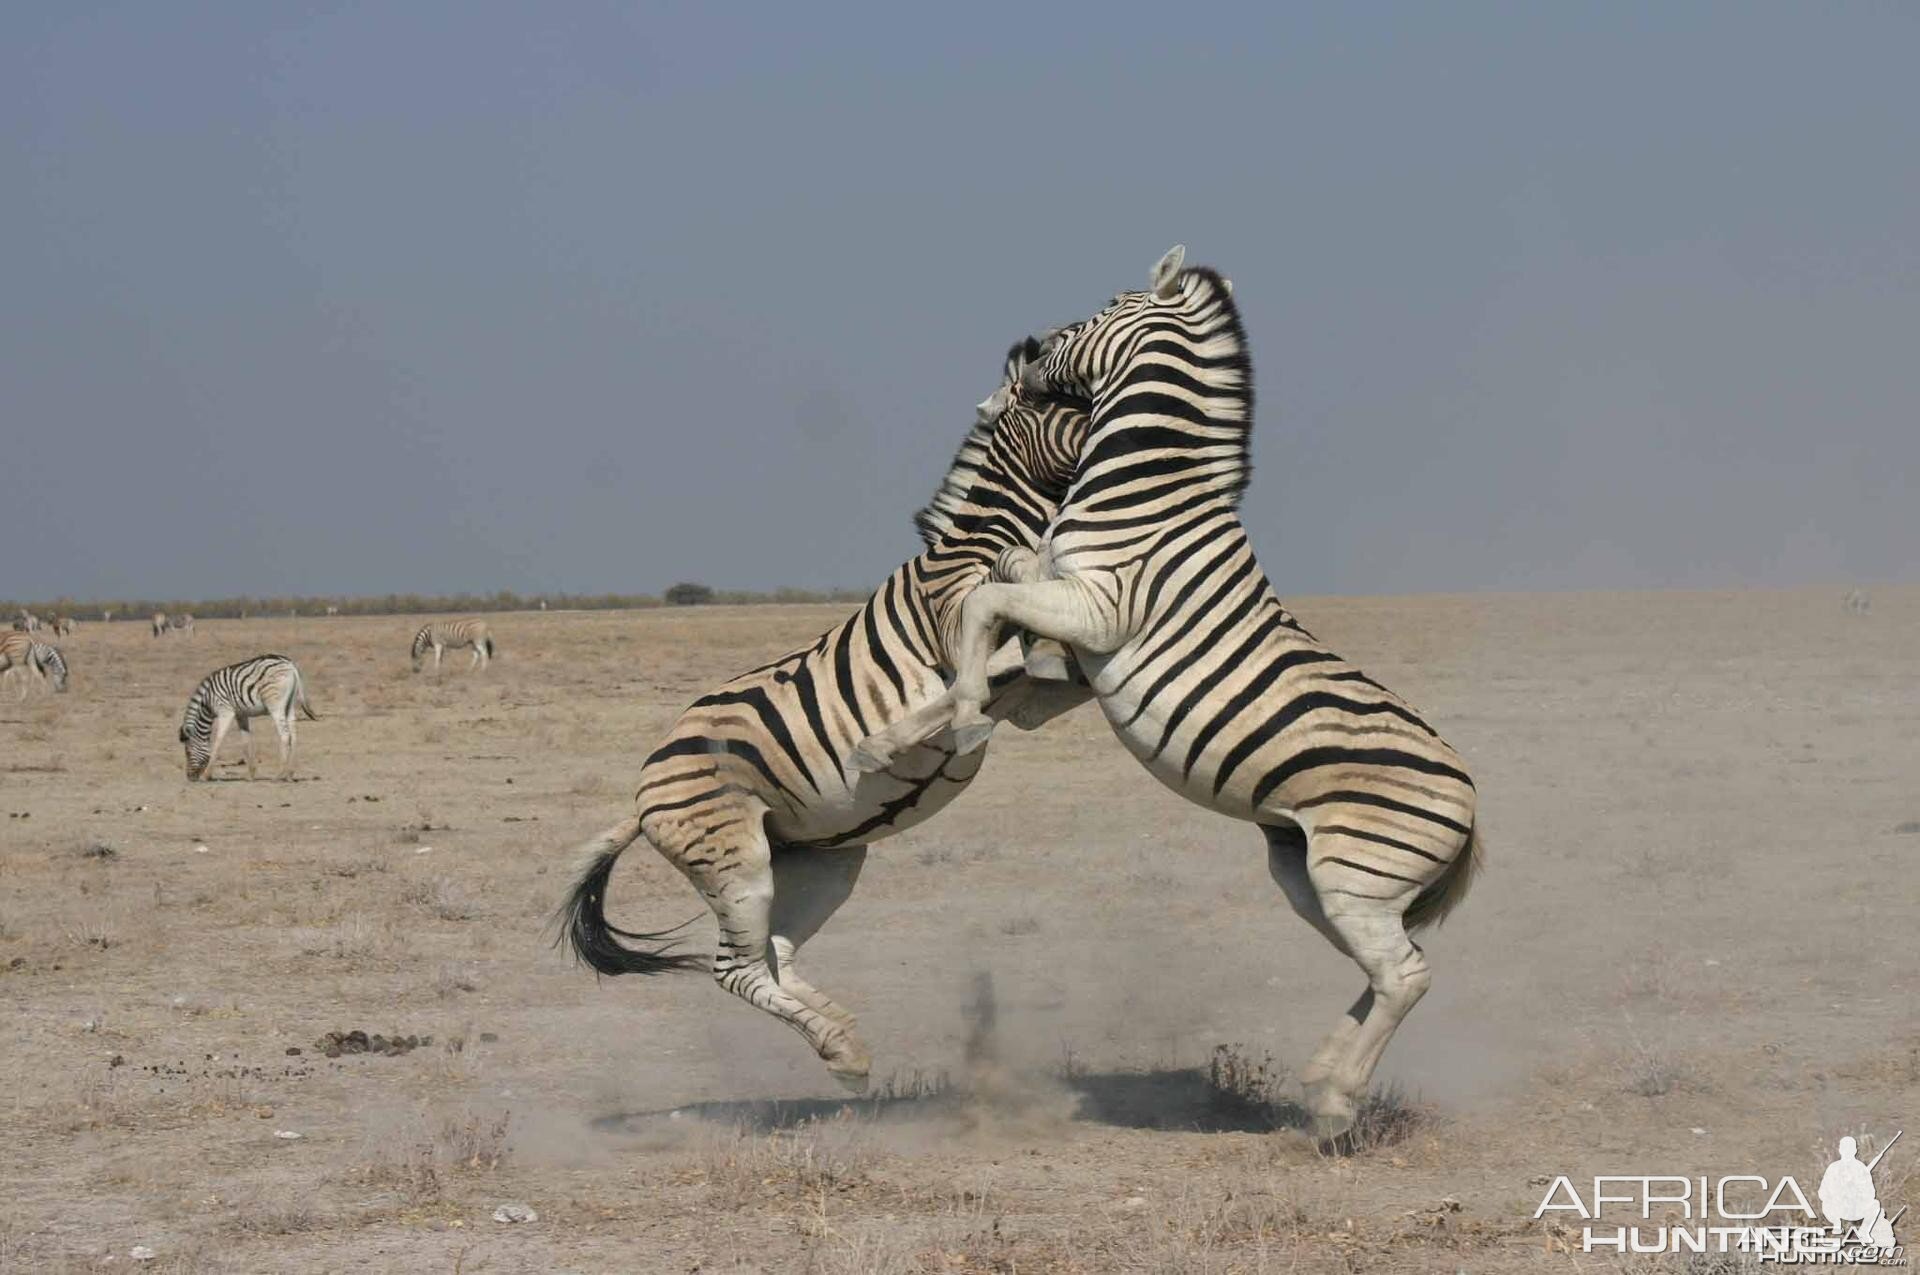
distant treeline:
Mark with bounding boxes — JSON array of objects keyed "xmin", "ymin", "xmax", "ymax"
[{"xmin": 2, "ymin": 585, "xmax": 869, "ymax": 621}]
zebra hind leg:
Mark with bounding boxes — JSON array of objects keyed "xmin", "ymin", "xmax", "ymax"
[
  {"xmin": 272, "ymin": 701, "xmax": 296, "ymax": 779},
  {"xmin": 237, "ymin": 716, "xmax": 257, "ymax": 780},
  {"xmin": 1265, "ymin": 824, "xmax": 1369, "ymax": 1103},
  {"xmin": 768, "ymin": 846, "xmax": 868, "ymax": 1032},
  {"xmin": 655, "ymin": 815, "xmax": 873, "ymax": 1090},
  {"xmin": 1299, "ymin": 841, "xmax": 1434, "ymax": 1142}
]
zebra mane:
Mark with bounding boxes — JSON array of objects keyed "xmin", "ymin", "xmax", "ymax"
[
  {"xmin": 1087, "ymin": 264, "xmax": 1254, "ymax": 507},
  {"xmin": 910, "ymin": 337, "xmax": 1042, "ymax": 547}
]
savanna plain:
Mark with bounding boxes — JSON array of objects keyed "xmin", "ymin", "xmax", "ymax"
[{"xmin": 2, "ymin": 590, "xmax": 1915, "ymax": 1273}]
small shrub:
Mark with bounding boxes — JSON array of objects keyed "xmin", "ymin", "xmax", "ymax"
[{"xmin": 664, "ymin": 581, "xmax": 715, "ymax": 606}]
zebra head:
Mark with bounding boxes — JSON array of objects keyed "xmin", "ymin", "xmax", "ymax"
[
  {"xmin": 1020, "ymin": 244, "xmax": 1240, "ymax": 403},
  {"xmin": 180, "ymin": 710, "xmax": 211, "ymax": 780},
  {"xmin": 32, "ymin": 644, "xmax": 68, "ymax": 693}
]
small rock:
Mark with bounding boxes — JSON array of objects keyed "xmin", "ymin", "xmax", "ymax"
[
  {"xmin": 1895, "ymin": 821, "xmax": 1920, "ymax": 835},
  {"xmin": 1691, "ymin": 1127, "xmax": 1708, "ymax": 1135},
  {"xmin": 285, "ymin": 1046, "xmax": 301, "ymax": 1056},
  {"xmin": 479, "ymin": 1031, "xmax": 498, "ymax": 1043},
  {"xmin": 194, "ymin": 844, "xmax": 210, "ymax": 854},
  {"xmin": 274, "ymin": 1130, "xmax": 302, "ymax": 1140},
  {"xmin": 492, "ymin": 1202, "xmax": 538, "ymax": 1224},
  {"xmin": 414, "ymin": 845, "xmax": 433, "ymax": 854},
  {"xmin": 129, "ymin": 1247, "xmax": 155, "ymax": 1262},
  {"xmin": 109, "ymin": 1055, "xmax": 124, "ymax": 1068}
]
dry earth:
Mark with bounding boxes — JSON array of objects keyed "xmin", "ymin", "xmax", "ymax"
[{"xmin": 1, "ymin": 590, "xmax": 1915, "ymax": 1273}]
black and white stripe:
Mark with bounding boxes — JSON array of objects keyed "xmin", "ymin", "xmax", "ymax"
[
  {"xmin": 557, "ymin": 338, "xmax": 1094, "ymax": 1092},
  {"xmin": 178, "ymin": 655, "xmax": 317, "ymax": 781},
  {"xmin": 857, "ymin": 248, "xmax": 1480, "ymax": 1140},
  {"xmin": 0, "ymin": 633, "xmax": 68, "ymax": 699},
  {"xmin": 411, "ymin": 619, "xmax": 494, "ymax": 672}
]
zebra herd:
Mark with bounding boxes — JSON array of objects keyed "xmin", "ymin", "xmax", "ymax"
[
  {"xmin": 560, "ymin": 248, "xmax": 1479, "ymax": 1142},
  {"xmin": 2, "ymin": 610, "xmax": 496, "ymax": 777}
]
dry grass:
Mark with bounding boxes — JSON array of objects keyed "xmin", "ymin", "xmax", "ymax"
[{"xmin": 354, "ymin": 1109, "xmax": 512, "ymax": 1204}]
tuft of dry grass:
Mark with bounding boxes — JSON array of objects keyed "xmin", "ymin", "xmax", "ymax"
[
  {"xmin": 354, "ymin": 1109, "xmax": 512, "ymax": 1204},
  {"xmin": 401, "ymin": 875, "xmax": 478, "ymax": 921}
]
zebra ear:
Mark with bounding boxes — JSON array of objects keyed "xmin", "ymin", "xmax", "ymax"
[
  {"xmin": 976, "ymin": 385, "xmax": 1011, "ymax": 424},
  {"xmin": 1150, "ymin": 244, "xmax": 1186, "ymax": 300}
]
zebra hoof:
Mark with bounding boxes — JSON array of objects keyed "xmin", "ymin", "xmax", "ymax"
[
  {"xmin": 951, "ymin": 714, "xmax": 994, "ymax": 755},
  {"xmin": 1022, "ymin": 640, "xmax": 1074, "ymax": 682},
  {"xmin": 846, "ymin": 737, "xmax": 894, "ymax": 775}
]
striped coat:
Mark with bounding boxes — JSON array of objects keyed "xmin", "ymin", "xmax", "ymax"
[
  {"xmin": 557, "ymin": 340, "xmax": 1094, "ymax": 1092},
  {"xmin": 179, "ymin": 655, "xmax": 317, "ymax": 781},
  {"xmin": 411, "ymin": 619, "xmax": 494, "ymax": 672},
  {"xmin": 0, "ymin": 633, "xmax": 68, "ymax": 698},
  {"xmin": 857, "ymin": 250, "xmax": 1479, "ymax": 1141}
]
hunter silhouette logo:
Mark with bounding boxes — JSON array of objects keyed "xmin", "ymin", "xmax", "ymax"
[
  {"xmin": 1820, "ymin": 1133, "xmax": 1902, "ymax": 1252},
  {"xmin": 1534, "ymin": 1130, "xmax": 1907, "ymax": 1263}
]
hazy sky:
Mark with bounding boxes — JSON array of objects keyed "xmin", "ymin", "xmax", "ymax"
[{"xmin": 5, "ymin": 3, "xmax": 1916, "ymax": 601}]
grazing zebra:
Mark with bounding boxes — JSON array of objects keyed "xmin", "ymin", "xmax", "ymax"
[
  {"xmin": 152, "ymin": 612, "xmax": 168, "ymax": 637},
  {"xmin": 855, "ymin": 249, "xmax": 1480, "ymax": 1140},
  {"xmin": 557, "ymin": 339, "xmax": 1095, "ymax": 1091},
  {"xmin": 410, "ymin": 619, "xmax": 495, "ymax": 672},
  {"xmin": 178, "ymin": 655, "xmax": 317, "ymax": 781},
  {"xmin": 171, "ymin": 613, "xmax": 195, "ymax": 636},
  {"xmin": 51, "ymin": 615, "xmax": 74, "ymax": 637},
  {"xmin": 0, "ymin": 633, "xmax": 69, "ymax": 699}
]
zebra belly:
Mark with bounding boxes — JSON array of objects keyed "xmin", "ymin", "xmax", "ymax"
[{"xmin": 767, "ymin": 737, "xmax": 987, "ymax": 847}]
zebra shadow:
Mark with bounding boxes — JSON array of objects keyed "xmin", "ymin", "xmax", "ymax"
[{"xmin": 589, "ymin": 1066, "xmax": 1309, "ymax": 1136}]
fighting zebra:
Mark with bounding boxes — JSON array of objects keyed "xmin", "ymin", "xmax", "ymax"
[
  {"xmin": 0, "ymin": 633, "xmax": 69, "ymax": 699},
  {"xmin": 51, "ymin": 616, "xmax": 74, "ymax": 637},
  {"xmin": 557, "ymin": 340, "xmax": 1094, "ymax": 1091},
  {"xmin": 411, "ymin": 619, "xmax": 495, "ymax": 672},
  {"xmin": 178, "ymin": 655, "xmax": 317, "ymax": 781},
  {"xmin": 856, "ymin": 249, "xmax": 1480, "ymax": 1140}
]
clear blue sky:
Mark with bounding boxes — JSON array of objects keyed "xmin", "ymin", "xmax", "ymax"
[{"xmin": 5, "ymin": 2, "xmax": 1916, "ymax": 600}]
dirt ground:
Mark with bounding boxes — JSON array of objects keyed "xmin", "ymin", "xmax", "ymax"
[{"xmin": 1, "ymin": 591, "xmax": 1914, "ymax": 1273}]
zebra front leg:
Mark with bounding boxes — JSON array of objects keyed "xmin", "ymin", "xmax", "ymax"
[
  {"xmin": 200, "ymin": 711, "xmax": 237, "ymax": 782},
  {"xmin": 665, "ymin": 818, "xmax": 872, "ymax": 1089},
  {"xmin": 768, "ymin": 846, "xmax": 868, "ymax": 1031},
  {"xmin": 944, "ymin": 577, "xmax": 1120, "ymax": 754},
  {"xmin": 993, "ymin": 547, "xmax": 1075, "ymax": 682}
]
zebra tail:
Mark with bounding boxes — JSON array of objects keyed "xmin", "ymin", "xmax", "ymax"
[
  {"xmin": 484, "ymin": 636, "xmax": 496, "ymax": 659},
  {"xmin": 555, "ymin": 815, "xmax": 706, "ymax": 975},
  {"xmin": 296, "ymin": 671, "xmax": 319, "ymax": 720},
  {"xmin": 1404, "ymin": 822, "xmax": 1482, "ymax": 933}
]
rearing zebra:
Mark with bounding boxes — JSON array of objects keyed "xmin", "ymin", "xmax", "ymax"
[
  {"xmin": 556, "ymin": 339, "xmax": 1095, "ymax": 1091},
  {"xmin": 856, "ymin": 249, "xmax": 1480, "ymax": 1140},
  {"xmin": 411, "ymin": 619, "xmax": 495, "ymax": 672},
  {"xmin": 179, "ymin": 655, "xmax": 317, "ymax": 781},
  {"xmin": 0, "ymin": 633, "xmax": 69, "ymax": 699}
]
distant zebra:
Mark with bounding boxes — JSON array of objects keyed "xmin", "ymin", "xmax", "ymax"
[
  {"xmin": 179, "ymin": 655, "xmax": 317, "ymax": 781},
  {"xmin": 856, "ymin": 249, "xmax": 1480, "ymax": 1140},
  {"xmin": 12, "ymin": 611, "xmax": 38, "ymax": 633},
  {"xmin": 1843, "ymin": 589, "xmax": 1871, "ymax": 616},
  {"xmin": 411, "ymin": 619, "xmax": 494, "ymax": 672},
  {"xmin": 0, "ymin": 633, "xmax": 68, "ymax": 699},
  {"xmin": 171, "ymin": 613, "xmax": 195, "ymax": 636},
  {"xmin": 152, "ymin": 612, "xmax": 168, "ymax": 638},
  {"xmin": 51, "ymin": 615, "xmax": 74, "ymax": 637}
]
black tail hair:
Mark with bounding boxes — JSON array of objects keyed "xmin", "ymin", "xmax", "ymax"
[
  {"xmin": 556, "ymin": 817, "xmax": 706, "ymax": 975},
  {"xmin": 484, "ymin": 636, "xmax": 496, "ymax": 658}
]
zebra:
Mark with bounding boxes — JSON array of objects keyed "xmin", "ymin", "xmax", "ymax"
[
  {"xmin": 854, "ymin": 249, "xmax": 1480, "ymax": 1141},
  {"xmin": 178, "ymin": 655, "xmax": 317, "ymax": 781},
  {"xmin": 0, "ymin": 633, "xmax": 69, "ymax": 699},
  {"xmin": 410, "ymin": 619, "xmax": 495, "ymax": 672},
  {"xmin": 152, "ymin": 612, "xmax": 168, "ymax": 638},
  {"xmin": 171, "ymin": 613, "xmax": 195, "ymax": 636},
  {"xmin": 12, "ymin": 611, "xmax": 38, "ymax": 633},
  {"xmin": 556, "ymin": 339, "xmax": 1095, "ymax": 1092},
  {"xmin": 51, "ymin": 615, "xmax": 74, "ymax": 637}
]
